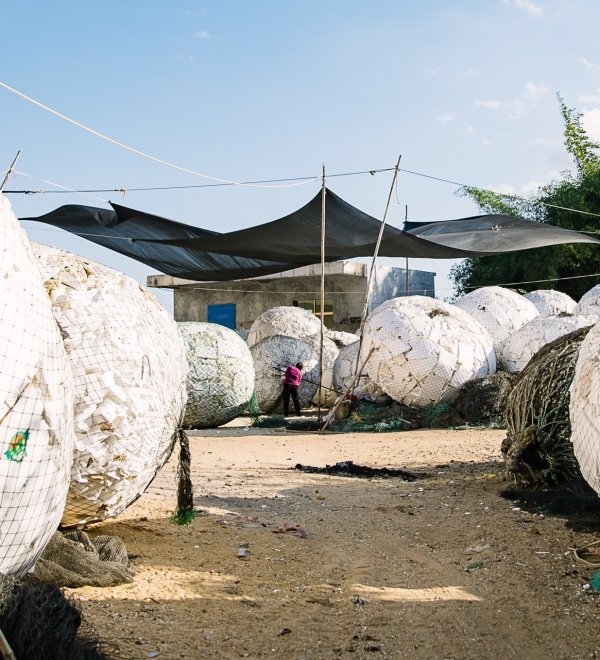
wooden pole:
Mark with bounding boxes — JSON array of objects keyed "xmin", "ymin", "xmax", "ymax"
[
  {"xmin": 0, "ymin": 626, "xmax": 16, "ymax": 660},
  {"xmin": 405, "ymin": 204, "xmax": 409, "ymax": 296},
  {"xmin": 318, "ymin": 165, "xmax": 326, "ymax": 422},
  {"xmin": 0, "ymin": 151, "xmax": 20, "ymax": 192}
]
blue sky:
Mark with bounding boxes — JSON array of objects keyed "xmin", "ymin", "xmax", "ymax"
[{"xmin": 3, "ymin": 0, "xmax": 600, "ymax": 310}]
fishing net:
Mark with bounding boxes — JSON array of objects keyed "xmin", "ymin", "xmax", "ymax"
[
  {"xmin": 0, "ymin": 196, "xmax": 75, "ymax": 577},
  {"xmin": 307, "ymin": 336, "xmax": 339, "ymax": 406},
  {"xmin": 503, "ymin": 327, "xmax": 591, "ymax": 486},
  {"xmin": 247, "ymin": 305, "xmax": 323, "ymax": 347},
  {"xmin": 502, "ymin": 314, "xmax": 592, "ymax": 373},
  {"xmin": 570, "ymin": 321, "xmax": 600, "ymax": 496},
  {"xmin": 32, "ymin": 243, "xmax": 188, "ymax": 528},
  {"xmin": 332, "ymin": 341, "xmax": 380, "ymax": 396},
  {"xmin": 454, "ymin": 286, "xmax": 539, "ymax": 361},
  {"xmin": 361, "ymin": 296, "xmax": 496, "ymax": 408},
  {"xmin": 250, "ymin": 335, "xmax": 319, "ymax": 412},
  {"xmin": 179, "ymin": 322, "xmax": 254, "ymax": 428},
  {"xmin": 524, "ymin": 289, "xmax": 577, "ymax": 317}
]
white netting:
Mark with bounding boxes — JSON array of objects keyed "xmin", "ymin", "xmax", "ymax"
[
  {"xmin": 32, "ymin": 243, "xmax": 188, "ymax": 527},
  {"xmin": 454, "ymin": 286, "xmax": 539, "ymax": 360},
  {"xmin": 178, "ymin": 322, "xmax": 255, "ymax": 428},
  {"xmin": 524, "ymin": 289, "xmax": 577, "ymax": 317},
  {"xmin": 0, "ymin": 197, "xmax": 75, "ymax": 576},
  {"xmin": 575, "ymin": 284, "xmax": 600, "ymax": 320},
  {"xmin": 325, "ymin": 330, "xmax": 359, "ymax": 348},
  {"xmin": 569, "ymin": 321, "xmax": 600, "ymax": 495},
  {"xmin": 332, "ymin": 341, "xmax": 380, "ymax": 395},
  {"xmin": 362, "ymin": 296, "xmax": 496, "ymax": 408},
  {"xmin": 250, "ymin": 335, "xmax": 319, "ymax": 412},
  {"xmin": 306, "ymin": 336, "xmax": 339, "ymax": 407},
  {"xmin": 502, "ymin": 315, "xmax": 593, "ymax": 374},
  {"xmin": 247, "ymin": 306, "xmax": 323, "ymax": 347}
]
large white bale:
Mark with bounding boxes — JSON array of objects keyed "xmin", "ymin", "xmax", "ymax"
[
  {"xmin": 247, "ymin": 306, "xmax": 323, "ymax": 347},
  {"xmin": 569, "ymin": 322, "xmax": 600, "ymax": 496},
  {"xmin": 454, "ymin": 286, "xmax": 539, "ymax": 358},
  {"xmin": 362, "ymin": 296, "xmax": 496, "ymax": 407},
  {"xmin": 325, "ymin": 330, "xmax": 358, "ymax": 348},
  {"xmin": 250, "ymin": 335, "xmax": 319, "ymax": 412},
  {"xmin": 179, "ymin": 322, "xmax": 255, "ymax": 428},
  {"xmin": 0, "ymin": 197, "xmax": 75, "ymax": 576},
  {"xmin": 575, "ymin": 284, "xmax": 600, "ymax": 319},
  {"xmin": 32, "ymin": 243, "xmax": 188, "ymax": 527},
  {"xmin": 524, "ymin": 289, "xmax": 577, "ymax": 317},
  {"xmin": 307, "ymin": 336, "xmax": 339, "ymax": 407},
  {"xmin": 502, "ymin": 315, "xmax": 593, "ymax": 373},
  {"xmin": 332, "ymin": 341, "xmax": 379, "ymax": 395}
]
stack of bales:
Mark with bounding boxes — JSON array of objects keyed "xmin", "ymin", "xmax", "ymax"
[
  {"xmin": 32, "ymin": 243, "xmax": 188, "ymax": 528},
  {"xmin": 179, "ymin": 322, "xmax": 254, "ymax": 428},
  {"xmin": 0, "ymin": 196, "xmax": 75, "ymax": 576}
]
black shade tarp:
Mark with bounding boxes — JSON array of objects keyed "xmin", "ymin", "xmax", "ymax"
[{"xmin": 21, "ymin": 188, "xmax": 600, "ymax": 281}]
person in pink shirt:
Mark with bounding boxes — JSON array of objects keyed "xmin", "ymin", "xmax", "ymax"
[{"xmin": 283, "ymin": 362, "xmax": 303, "ymax": 416}]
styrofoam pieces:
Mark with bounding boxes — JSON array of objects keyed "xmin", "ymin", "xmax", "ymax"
[
  {"xmin": 250, "ymin": 335, "xmax": 319, "ymax": 412},
  {"xmin": 362, "ymin": 296, "xmax": 496, "ymax": 408},
  {"xmin": 524, "ymin": 289, "xmax": 577, "ymax": 317},
  {"xmin": 0, "ymin": 197, "xmax": 75, "ymax": 576},
  {"xmin": 576, "ymin": 284, "xmax": 600, "ymax": 320},
  {"xmin": 32, "ymin": 243, "xmax": 188, "ymax": 527},
  {"xmin": 502, "ymin": 314, "xmax": 593, "ymax": 373},
  {"xmin": 179, "ymin": 322, "xmax": 255, "ymax": 428},
  {"xmin": 332, "ymin": 341, "xmax": 379, "ymax": 396},
  {"xmin": 247, "ymin": 306, "xmax": 323, "ymax": 347}
]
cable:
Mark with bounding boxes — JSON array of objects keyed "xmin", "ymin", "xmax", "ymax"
[{"xmin": 0, "ymin": 81, "xmax": 317, "ymax": 190}]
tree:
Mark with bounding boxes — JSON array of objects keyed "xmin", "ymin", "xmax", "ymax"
[{"xmin": 450, "ymin": 95, "xmax": 600, "ymax": 301}]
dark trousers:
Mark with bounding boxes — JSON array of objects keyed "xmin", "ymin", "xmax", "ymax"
[{"xmin": 283, "ymin": 384, "xmax": 301, "ymax": 416}]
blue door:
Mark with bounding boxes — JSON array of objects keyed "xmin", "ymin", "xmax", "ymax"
[{"xmin": 207, "ymin": 303, "xmax": 236, "ymax": 329}]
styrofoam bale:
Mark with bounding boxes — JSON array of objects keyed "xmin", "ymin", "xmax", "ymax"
[
  {"xmin": 575, "ymin": 284, "xmax": 600, "ymax": 320},
  {"xmin": 178, "ymin": 322, "xmax": 255, "ymax": 428},
  {"xmin": 502, "ymin": 314, "xmax": 593, "ymax": 374},
  {"xmin": 0, "ymin": 196, "xmax": 75, "ymax": 576},
  {"xmin": 524, "ymin": 289, "xmax": 577, "ymax": 317},
  {"xmin": 250, "ymin": 335, "xmax": 319, "ymax": 412},
  {"xmin": 362, "ymin": 296, "xmax": 496, "ymax": 407},
  {"xmin": 325, "ymin": 330, "xmax": 358, "ymax": 349},
  {"xmin": 247, "ymin": 306, "xmax": 323, "ymax": 347},
  {"xmin": 332, "ymin": 341, "xmax": 380, "ymax": 395},
  {"xmin": 569, "ymin": 321, "xmax": 600, "ymax": 495},
  {"xmin": 32, "ymin": 243, "xmax": 188, "ymax": 528},
  {"xmin": 306, "ymin": 336, "xmax": 339, "ymax": 406},
  {"xmin": 454, "ymin": 286, "xmax": 539, "ymax": 359}
]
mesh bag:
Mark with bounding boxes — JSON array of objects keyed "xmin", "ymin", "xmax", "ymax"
[
  {"xmin": 575, "ymin": 284, "xmax": 600, "ymax": 320},
  {"xmin": 32, "ymin": 243, "xmax": 188, "ymax": 527},
  {"xmin": 0, "ymin": 196, "xmax": 75, "ymax": 576},
  {"xmin": 307, "ymin": 336, "xmax": 339, "ymax": 406},
  {"xmin": 362, "ymin": 296, "xmax": 496, "ymax": 408},
  {"xmin": 179, "ymin": 322, "xmax": 254, "ymax": 428},
  {"xmin": 505, "ymin": 327, "xmax": 590, "ymax": 485},
  {"xmin": 502, "ymin": 314, "xmax": 592, "ymax": 373},
  {"xmin": 524, "ymin": 289, "xmax": 577, "ymax": 317},
  {"xmin": 250, "ymin": 335, "xmax": 319, "ymax": 412},
  {"xmin": 332, "ymin": 341, "xmax": 379, "ymax": 395},
  {"xmin": 569, "ymin": 321, "xmax": 600, "ymax": 495},
  {"xmin": 247, "ymin": 306, "xmax": 323, "ymax": 347},
  {"xmin": 454, "ymin": 286, "xmax": 539, "ymax": 361}
]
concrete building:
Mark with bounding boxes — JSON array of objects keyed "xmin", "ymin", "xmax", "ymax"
[{"xmin": 148, "ymin": 261, "xmax": 435, "ymax": 333}]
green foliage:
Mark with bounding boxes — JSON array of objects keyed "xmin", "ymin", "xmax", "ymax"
[
  {"xmin": 252, "ymin": 414, "xmax": 287, "ymax": 428},
  {"xmin": 171, "ymin": 509, "xmax": 199, "ymax": 526},
  {"xmin": 452, "ymin": 95, "xmax": 600, "ymax": 301}
]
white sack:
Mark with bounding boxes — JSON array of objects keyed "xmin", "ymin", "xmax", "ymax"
[
  {"xmin": 332, "ymin": 341, "xmax": 379, "ymax": 396},
  {"xmin": 576, "ymin": 284, "xmax": 600, "ymax": 320},
  {"xmin": 524, "ymin": 289, "xmax": 577, "ymax": 317},
  {"xmin": 247, "ymin": 306, "xmax": 323, "ymax": 347}
]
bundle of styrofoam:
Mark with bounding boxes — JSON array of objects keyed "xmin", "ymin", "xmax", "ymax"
[
  {"xmin": 332, "ymin": 341, "xmax": 380, "ymax": 395},
  {"xmin": 454, "ymin": 286, "xmax": 539, "ymax": 360},
  {"xmin": 179, "ymin": 322, "xmax": 255, "ymax": 428},
  {"xmin": 325, "ymin": 330, "xmax": 359, "ymax": 348},
  {"xmin": 575, "ymin": 284, "xmax": 600, "ymax": 320},
  {"xmin": 307, "ymin": 336, "xmax": 339, "ymax": 407},
  {"xmin": 361, "ymin": 296, "xmax": 496, "ymax": 407},
  {"xmin": 502, "ymin": 314, "xmax": 593, "ymax": 373},
  {"xmin": 524, "ymin": 289, "xmax": 577, "ymax": 317},
  {"xmin": 569, "ymin": 322, "xmax": 600, "ymax": 495},
  {"xmin": 250, "ymin": 335, "xmax": 319, "ymax": 412},
  {"xmin": 32, "ymin": 243, "xmax": 188, "ymax": 527},
  {"xmin": 247, "ymin": 306, "xmax": 323, "ymax": 347},
  {"xmin": 0, "ymin": 197, "xmax": 75, "ymax": 576}
]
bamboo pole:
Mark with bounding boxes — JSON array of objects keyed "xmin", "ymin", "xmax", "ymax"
[
  {"xmin": 318, "ymin": 165, "xmax": 326, "ymax": 422},
  {"xmin": 0, "ymin": 626, "xmax": 16, "ymax": 660},
  {"xmin": 0, "ymin": 151, "xmax": 20, "ymax": 192}
]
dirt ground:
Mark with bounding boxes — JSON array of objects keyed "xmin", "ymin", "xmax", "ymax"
[{"xmin": 71, "ymin": 419, "xmax": 600, "ymax": 659}]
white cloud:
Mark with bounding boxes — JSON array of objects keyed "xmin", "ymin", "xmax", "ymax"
[
  {"xmin": 458, "ymin": 67, "xmax": 477, "ymax": 80},
  {"xmin": 528, "ymin": 136, "xmax": 559, "ymax": 146},
  {"xmin": 474, "ymin": 99, "xmax": 525, "ymax": 118},
  {"xmin": 521, "ymin": 179, "xmax": 545, "ymax": 195},
  {"xmin": 579, "ymin": 88, "xmax": 600, "ymax": 105},
  {"xmin": 475, "ymin": 100, "xmax": 502, "ymax": 110},
  {"xmin": 462, "ymin": 123, "xmax": 475, "ymax": 135},
  {"xmin": 491, "ymin": 183, "xmax": 516, "ymax": 195},
  {"xmin": 428, "ymin": 67, "xmax": 442, "ymax": 76},
  {"xmin": 582, "ymin": 57, "xmax": 600, "ymax": 71},
  {"xmin": 524, "ymin": 81, "xmax": 549, "ymax": 100},
  {"xmin": 582, "ymin": 108, "xmax": 600, "ymax": 141},
  {"xmin": 504, "ymin": 0, "xmax": 542, "ymax": 16},
  {"xmin": 436, "ymin": 113, "xmax": 454, "ymax": 124},
  {"xmin": 194, "ymin": 30, "xmax": 211, "ymax": 39}
]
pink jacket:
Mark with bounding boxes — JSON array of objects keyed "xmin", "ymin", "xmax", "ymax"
[{"xmin": 284, "ymin": 365, "xmax": 303, "ymax": 387}]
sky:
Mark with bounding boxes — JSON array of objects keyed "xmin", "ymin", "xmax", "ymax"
[{"xmin": 2, "ymin": 0, "xmax": 600, "ymax": 312}]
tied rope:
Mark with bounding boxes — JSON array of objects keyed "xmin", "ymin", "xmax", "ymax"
[{"xmin": 173, "ymin": 429, "xmax": 196, "ymax": 525}]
